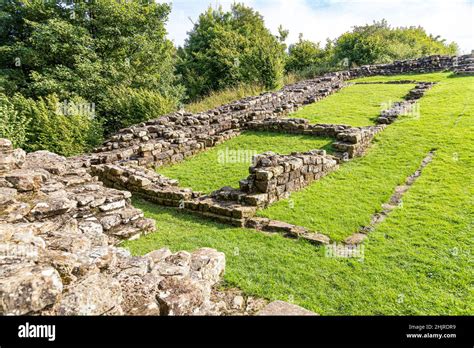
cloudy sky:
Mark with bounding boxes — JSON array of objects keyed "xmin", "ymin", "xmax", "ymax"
[{"xmin": 157, "ymin": 0, "xmax": 473, "ymax": 53}]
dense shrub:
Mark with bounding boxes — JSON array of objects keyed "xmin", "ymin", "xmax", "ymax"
[
  {"xmin": 100, "ymin": 87, "xmax": 178, "ymax": 133},
  {"xmin": 0, "ymin": 93, "xmax": 29, "ymax": 148},
  {"xmin": 285, "ymin": 35, "xmax": 327, "ymax": 73},
  {"xmin": 11, "ymin": 94, "xmax": 103, "ymax": 156}
]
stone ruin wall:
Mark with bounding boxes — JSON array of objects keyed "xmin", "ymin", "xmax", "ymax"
[
  {"xmin": 89, "ymin": 74, "xmax": 347, "ymax": 167},
  {"xmin": 0, "ymin": 138, "xmax": 270, "ymax": 316},
  {"xmin": 240, "ymin": 150, "xmax": 339, "ymax": 204},
  {"xmin": 1, "ymin": 54, "xmax": 473, "ymax": 316},
  {"xmin": 247, "ymin": 118, "xmax": 386, "ymax": 158},
  {"xmin": 88, "ymin": 54, "xmax": 472, "ymax": 228},
  {"xmin": 88, "ymin": 54, "xmax": 471, "ymax": 169}
]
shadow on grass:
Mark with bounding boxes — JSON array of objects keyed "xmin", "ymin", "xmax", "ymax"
[{"xmin": 132, "ymin": 196, "xmax": 236, "ymax": 231}]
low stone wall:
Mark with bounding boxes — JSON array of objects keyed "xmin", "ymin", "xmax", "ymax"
[
  {"xmin": 377, "ymin": 82, "xmax": 436, "ymax": 124},
  {"xmin": 86, "ymin": 54, "xmax": 471, "ymax": 171},
  {"xmin": 89, "ymin": 75, "xmax": 347, "ymax": 167},
  {"xmin": 247, "ymin": 118, "xmax": 386, "ymax": 159},
  {"xmin": 240, "ymin": 150, "xmax": 339, "ymax": 204},
  {"xmin": 90, "ymin": 164, "xmax": 197, "ymax": 207},
  {"xmin": 0, "ymin": 139, "xmax": 232, "ymax": 316},
  {"xmin": 180, "ymin": 150, "xmax": 339, "ymax": 227},
  {"xmin": 246, "ymin": 217, "xmax": 330, "ymax": 245}
]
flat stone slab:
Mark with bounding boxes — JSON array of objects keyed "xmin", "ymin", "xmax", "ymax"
[
  {"xmin": 257, "ymin": 300, "xmax": 318, "ymax": 316},
  {"xmin": 344, "ymin": 233, "xmax": 367, "ymax": 245}
]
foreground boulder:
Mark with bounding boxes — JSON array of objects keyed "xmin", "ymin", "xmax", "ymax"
[
  {"xmin": 257, "ymin": 301, "xmax": 318, "ymax": 316},
  {"xmin": 0, "ymin": 139, "xmax": 228, "ymax": 315}
]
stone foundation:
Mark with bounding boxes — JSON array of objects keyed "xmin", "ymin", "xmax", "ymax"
[
  {"xmin": 247, "ymin": 118, "xmax": 386, "ymax": 159},
  {"xmin": 90, "ymin": 163, "xmax": 198, "ymax": 207},
  {"xmin": 377, "ymin": 82, "xmax": 436, "ymax": 124},
  {"xmin": 84, "ymin": 56, "xmax": 455, "ymax": 235},
  {"xmin": 240, "ymin": 150, "xmax": 339, "ymax": 203},
  {"xmin": 0, "ymin": 139, "xmax": 232, "ymax": 316},
  {"xmin": 86, "ymin": 54, "xmax": 471, "ymax": 171}
]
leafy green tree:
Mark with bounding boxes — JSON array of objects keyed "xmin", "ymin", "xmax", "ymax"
[
  {"xmin": 178, "ymin": 3, "xmax": 286, "ymax": 100},
  {"xmin": 285, "ymin": 34, "xmax": 327, "ymax": 73},
  {"xmin": 0, "ymin": 0, "xmax": 182, "ymax": 135},
  {"xmin": 333, "ymin": 20, "xmax": 459, "ymax": 67}
]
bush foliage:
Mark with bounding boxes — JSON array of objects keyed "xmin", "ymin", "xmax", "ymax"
[
  {"xmin": 100, "ymin": 86, "xmax": 178, "ymax": 133},
  {"xmin": 0, "ymin": 93, "xmax": 29, "ymax": 148},
  {"xmin": 0, "ymin": 0, "xmax": 182, "ymax": 141}
]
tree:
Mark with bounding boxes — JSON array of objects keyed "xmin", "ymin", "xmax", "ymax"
[
  {"xmin": 285, "ymin": 34, "xmax": 326, "ymax": 73},
  {"xmin": 0, "ymin": 0, "xmax": 183, "ymax": 135},
  {"xmin": 177, "ymin": 3, "xmax": 286, "ymax": 100},
  {"xmin": 333, "ymin": 20, "xmax": 459, "ymax": 67}
]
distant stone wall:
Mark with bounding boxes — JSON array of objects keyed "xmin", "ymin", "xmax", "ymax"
[
  {"xmin": 247, "ymin": 118, "xmax": 386, "ymax": 159},
  {"xmin": 345, "ymin": 54, "xmax": 462, "ymax": 78},
  {"xmin": 87, "ymin": 54, "xmax": 471, "ymax": 171}
]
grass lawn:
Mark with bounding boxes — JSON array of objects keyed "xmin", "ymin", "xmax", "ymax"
[
  {"xmin": 351, "ymin": 72, "xmax": 453, "ymax": 83},
  {"xmin": 289, "ymin": 83, "xmax": 416, "ymax": 126},
  {"xmin": 157, "ymin": 131, "xmax": 333, "ymax": 193},
  {"xmin": 125, "ymin": 72, "xmax": 473, "ymax": 315},
  {"xmin": 258, "ymin": 73, "xmax": 470, "ymax": 241}
]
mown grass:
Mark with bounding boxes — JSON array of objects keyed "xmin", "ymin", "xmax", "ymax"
[
  {"xmin": 350, "ymin": 72, "xmax": 453, "ymax": 83},
  {"xmin": 125, "ymin": 72, "xmax": 473, "ymax": 315},
  {"xmin": 258, "ymin": 73, "xmax": 468, "ymax": 241},
  {"xmin": 289, "ymin": 83, "xmax": 415, "ymax": 126},
  {"xmin": 157, "ymin": 131, "xmax": 332, "ymax": 193}
]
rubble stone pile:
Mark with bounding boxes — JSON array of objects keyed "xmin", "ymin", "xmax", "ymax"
[{"xmin": 0, "ymin": 139, "xmax": 234, "ymax": 316}]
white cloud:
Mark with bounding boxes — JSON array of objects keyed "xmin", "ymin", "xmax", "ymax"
[{"xmin": 159, "ymin": 0, "xmax": 473, "ymax": 53}]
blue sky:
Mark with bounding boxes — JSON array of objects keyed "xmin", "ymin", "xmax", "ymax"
[{"xmin": 157, "ymin": 0, "xmax": 473, "ymax": 53}]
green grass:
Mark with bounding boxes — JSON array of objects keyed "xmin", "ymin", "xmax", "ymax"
[
  {"xmin": 350, "ymin": 71, "xmax": 453, "ymax": 83},
  {"xmin": 184, "ymin": 84, "xmax": 265, "ymax": 114},
  {"xmin": 125, "ymin": 72, "xmax": 473, "ymax": 315},
  {"xmin": 289, "ymin": 83, "xmax": 416, "ymax": 126},
  {"xmin": 183, "ymin": 76, "xmax": 301, "ymax": 114},
  {"xmin": 257, "ymin": 72, "xmax": 471, "ymax": 241},
  {"xmin": 157, "ymin": 131, "xmax": 333, "ymax": 193}
]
